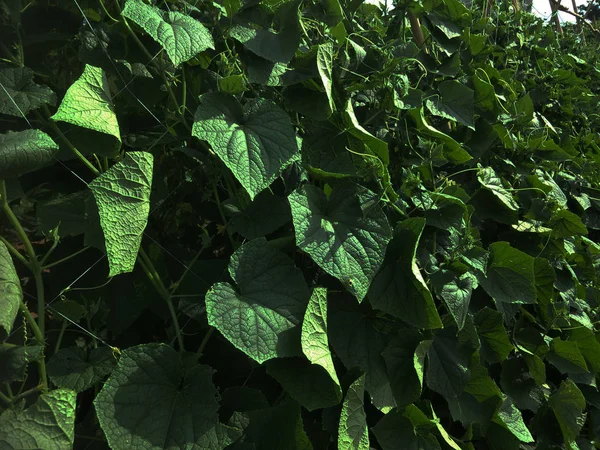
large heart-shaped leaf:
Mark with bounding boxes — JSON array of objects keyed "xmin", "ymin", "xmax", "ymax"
[
  {"xmin": 94, "ymin": 344, "xmax": 238, "ymax": 450},
  {"xmin": 289, "ymin": 183, "xmax": 392, "ymax": 301},
  {"xmin": 89, "ymin": 151, "xmax": 153, "ymax": 277},
  {"xmin": 426, "ymin": 80, "xmax": 475, "ymax": 130},
  {"xmin": 0, "ymin": 389, "xmax": 76, "ymax": 450},
  {"xmin": 0, "ymin": 129, "xmax": 58, "ymax": 178},
  {"xmin": 0, "ymin": 67, "xmax": 55, "ymax": 117},
  {"xmin": 206, "ymin": 238, "xmax": 309, "ymax": 364},
  {"xmin": 0, "ymin": 241, "xmax": 22, "ymax": 339},
  {"xmin": 192, "ymin": 92, "xmax": 300, "ymax": 199},
  {"xmin": 122, "ymin": 0, "xmax": 214, "ymax": 65}
]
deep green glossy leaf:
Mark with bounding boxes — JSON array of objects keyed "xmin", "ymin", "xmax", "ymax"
[
  {"xmin": 206, "ymin": 238, "xmax": 309, "ymax": 364},
  {"xmin": 50, "ymin": 65, "xmax": 121, "ymax": 153},
  {"xmin": 47, "ymin": 346, "xmax": 116, "ymax": 393},
  {"xmin": 547, "ymin": 337, "xmax": 589, "ymax": 375},
  {"xmin": 338, "ymin": 374, "xmax": 369, "ymax": 450},
  {"xmin": 373, "ymin": 409, "xmax": 440, "ymax": 450},
  {"xmin": 94, "ymin": 343, "xmax": 236, "ymax": 450},
  {"xmin": 122, "ymin": 0, "xmax": 214, "ymax": 65},
  {"xmin": 89, "ymin": 151, "xmax": 153, "ymax": 277},
  {"xmin": 481, "ymin": 242, "xmax": 537, "ymax": 304},
  {"xmin": 0, "ymin": 129, "xmax": 58, "ymax": 178},
  {"xmin": 0, "ymin": 67, "xmax": 55, "ymax": 116},
  {"xmin": 192, "ymin": 92, "xmax": 299, "ymax": 199},
  {"xmin": 426, "ymin": 80, "xmax": 474, "ymax": 129},
  {"xmin": 289, "ymin": 184, "xmax": 391, "ymax": 301},
  {"xmin": 369, "ymin": 218, "xmax": 442, "ymax": 328},
  {"xmin": 0, "ymin": 389, "xmax": 76, "ymax": 449},
  {"xmin": 0, "ymin": 241, "xmax": 21, "ymax": 339},
  {"xmin": 229, "ymin": 191, "xmax": 290, "ymax": 239}
]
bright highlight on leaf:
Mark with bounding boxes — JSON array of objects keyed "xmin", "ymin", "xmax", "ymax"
[
  {"xmin": 0, "ymin": 129, "xmax": 58, "ymax": 178},
  {"xmin": 289, "ymin": 183, "xmax": 391, "ymax": 301},
  {"xmin": 338, "ymin": 374, "xmax": 370, "ymax": 450},
  {"xmin": 121, "ymin": 0, "xmax": 214, "ymax": 66},
  {"xmin": 206, "ymin": 238, "xmax": 309, "ymax": 364},
  {"xmin": 193, "ymin": 92, "xmax": 300, "ymax": 199},
  {"xmin": 0, "ymin": 241, "xmax": 22, "ymax": 340},
  {"xmin": 89, "ymin": 151, "xmax": 153, "ymax": 277}
]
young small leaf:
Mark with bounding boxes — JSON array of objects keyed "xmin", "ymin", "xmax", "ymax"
[{"xmin": 89, "ymin": 151, "xmax": 153, "ymax": 277}]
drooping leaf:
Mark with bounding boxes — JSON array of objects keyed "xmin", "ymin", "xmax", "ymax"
[
  {"xmin": 338, "ymin": 374, "xmax": 369, "ymax": 450},
  {"xmin": 0, "ymin": 389, "xmax": 76, "ymax": 450},
  {"xmin": 121, "ymin": 0, "xmax": 214, "ymax": 65},
  {"xmin": 47, "ymin": 346, "xmax": 116, "ymax": 393},
  {"xmin": 425, "ymin": 80, "xmax": 475, "ymax": 130},
  {"xmin": 89, "ymin": 151, "xmax": 153, "ymax": 277},
  {"xmin": 301, "ymin": 287, "xmax": 341, "ymax": 391},
  {"xmin": 0, "ymin": 66, "xmax": 55, "ymax": 116},
  {"xmin": 206, "ymin": 238, "xmax": 309, "ymax": 364},
  {"xmin": 289, "ymin": 183, "xmax": 392, "ymax": 301},
  {"xmin": 50, "ymin": 65, "xmax": 121, "ymax": 155},
  {"xmin": 94, "ymin": 343, "xmax": 235, "ymax": 450},
  {"xmin": 0, "ymin": 129, "xmax": 58, "ymax": 178},
  {"xmin": 369, "ymin": 218, "xmax": 443, "ymax": 328},
  {"xmin": 426, "ymin": 328, "xmax": 472, "ymax": 399},
  {"xmin": 477, "ymin": 167, "xmax": 519, "ymax": 211},
  {"xmin": 0, "ymin": 241, "xmax": 21, "ymax": 339},
  {"xmin": 481, "ymin": 242, "xmax": 537, "ymax": 304},
  {"xmin": 192, "ymin": 92, "xmax": 300, "ymax": 199}
]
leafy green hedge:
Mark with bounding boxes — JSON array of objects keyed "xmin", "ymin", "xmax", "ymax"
[{"xmin": 1, "ymin": 0, "xmax": 600, "ymax": 448}]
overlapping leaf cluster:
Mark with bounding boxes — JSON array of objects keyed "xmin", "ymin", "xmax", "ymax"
[{"xmin": 1, "ymin": 0, "xmax": 600, "ymax": 448}]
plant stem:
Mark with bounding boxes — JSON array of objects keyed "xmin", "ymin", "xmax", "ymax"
[
  {"xmin": 0, "ymin": 235, "xmax": 29, "ymax": 267},
  {"xmin": 0, "ymin": 391, "xmax": 11, "ymax": 405},
  {"xmin": 212, "ymin": 181, "xmax": 236, "ymax": 249},
  {"xmin": 42, "ymin": 246, "xmax": 92, "ymax": 270},
  {"xmin": 137, "ymin": 248, "xmax": 185, "ymax": 351},
  {"xmin": 197, "ymin": 328, "xmax": 214, "ymax": 356},
  {"xmin": 54, "ymin": 321, "xmax": 68, "ymax": 355}
]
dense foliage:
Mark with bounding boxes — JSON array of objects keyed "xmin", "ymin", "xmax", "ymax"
[{"xmin": 1, "ymin": 0, "xmax": 600, "ymax": 448}]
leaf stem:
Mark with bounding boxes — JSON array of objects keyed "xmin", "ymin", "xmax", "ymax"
[
  {"xmin": 0, "ymin": 391, "xmax": 11, "ymax": 405},
  {"xmin": 137, "ymin": 248, "xmax": 185, "ymax": 351},
  {"xmin": 0, "ymin": 235, "xmax": 29, "ymax": 267},
  {"xmin": 42, "ymin": 246, "xmax": 92, "ymax": 270},
  {"xmin": 197, "ymin": 328, "xmax": 214, "ymax": 356},
  {"xmin": 212, "ymin": 181, "xmax": 236, "ymax": 249},
  {"xmin": 54, "ymin": 321, "xmax": 68, "ymax": 355}
]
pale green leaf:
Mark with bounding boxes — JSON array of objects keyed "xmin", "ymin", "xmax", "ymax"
[
  {"xmin": 192, "ymin": 92, "xmax": 299, "ymax": 199},
  {"xmin": 89, "ymin": 151, "xmax": 153, "ymax": 277},
  {"xmin": 0, "ymin": 241, "xmax": 22, "ymax": 339},
  {"xmin": 338, "ymin": 374, "xmax": 369, "ymax": 450},
  {"xmin": 122, "ymin": 0, "xmax": 214, "ymax": 65},
  {"xmin": 94, "ymin": 343, "xmax": 233, "ymax": 450},
  {"xmin": 50, "ymin": 65, "xmax": 121, "ymax": 155},
  {"xmin": 47, "ymin": 347, "xmax": 116, "ymax": 393},
  {"xmin": 369, "ymin": 218, "xmax": 443, "ymax": 329},
  {"xmin": 289, "ymin": 184, "xmax": 391, "ymax": 301},
  {"xmin": 317, "ymin": 43, "xmax": 335, "ymax": 114},
  {"xmin": 0, "ymin": 129, "xmax": 58, "ymax": 178},
  {"xmin": 0, "ymin": 67, "xmax": 55, "ymax": 116},
  {"xmin": 301, "ymin": 287, "xmax": 341, "ymax": 391},
  {"xmin": 206, "ymin": 238, "xmax": 309, "ymax": 364},
  {"xmin": 0, "ymin": 389, "xmax": 76, "ymax": 450}
]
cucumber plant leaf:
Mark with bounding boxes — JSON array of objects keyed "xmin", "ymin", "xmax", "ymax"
[
  {"xmin": 121, "ymin": 0, "xmax": 214, "ymax": 65},
  {"xmin": 94, "ymin": 344, "xmax": 233, "ymax": 450},
  {"xmin": 0, "ymin": 345, "xmax": 43, "ymax": 383},
  {"xmin": 0, "ymin": 129, "xmax": 58, "ymax": 179},
  {"xmin": 0, "ymin": 66, "xmax": 55, "ymax": 116},
  {"xmin": 317, "ymin": 42, "xmax": 335, "ymax": 114},
  {"xmin": 0, "ymin": 241, "xmax": 22, "ymax": 340},
  {"xmin": 0, "ymin": 389, "xmax": 76, "ymax": 450},
  {"xmin": 192, "ymin": 92, "xmax": 300, "ymax": 199},
  {"xmin": 89, "ymin": 151, "xmax": 153, "ymax": 277},
  {"xmin": 338, "ymin": 374, "xmax": 370, "ymax": 450},
  {"xmin": 373, "ymin": 409, "xmax": 440, "ymax": 450},
  {"xmin": 47, "ymin": 346, "xmax": 117, "ymax": 393},
  {"xmin": 289, "ymin": 183, "xmax": 392, "ymax": 301},
  {"xmin": 426, "ymin": 328, "xmax": 472, "ymax": 399},
  {"xmin": 425, "ymin": 80, "xmax": 475, "ymax": 130},
  {"xmin": 206, "ymin": 238, "xmax": 309, "ymax": 364}
]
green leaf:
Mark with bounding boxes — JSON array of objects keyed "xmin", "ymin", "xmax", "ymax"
[
  {"xmin": 50, "ymin": 65, "xmax": 121, "ymax": 154},
  {"xmin": 47, "ymin": 346, "xmax": 116, "ymax": 393},
  {"xmin": 0, "ymin": 345, "xmax": 43, "ymax": 383},
  {"xmin": 317, "ymin": 42, "xmax": 335, "ymax": 114},
  {"xmin": 289, "ymin": 184, "xmax": 391, "ymax": 301},
  {"xmin": 549, "ymin": 379, "xmax": 586, "ymax": 448},
  {"xmin": 342, "ymin": 100, "xmax": 389, "ymax": 163},
  {"xmin": 0, "ymin": 389, "xmax": 76, "ymax": 450},
  {"xmin": 192, "ymin": 92, "xmax": 300, "ymax": 199},
  {"xmin": 0, "ymin": 241, "xmax": 22, "ymax": 339},
  {"xmin": 425, "ymin": 80, "xmax": 475, "ymax": 130},
  {"xmin": 206, "ymin": 238, "xmax": 309, "ymax": 364},
  {"xmin": 477, "ymin": 167, "xmax": 519, "ymax": 211},
  {"xmin": 373, "ymin": 409, "xmax": 440, "ymax": 450},
  {"xmin": 426, "ymin": 329, "xmax": 472, "ymax": 399},
  {"xmin": 94, "ymin": 343, "xmax": 234, "ymax": 450},
  {"xmin": 37, "ymin": 190, "xmax": 87, "ymax": 237},
  {"xmin": 229, "ymin": 191, "xmax": 291, "ymax": 239},
  {"xmin": 0, "ymin": 129, "xmax": 58, "ymax": 178},
  {"xmin": 474, "ymin": 307, "xmax": 514, "ymax": 364},
  {"xmin": 89, "ymin": 151, "xmax": 153, "ymax": 277},
  {"xmin": 547, "ymin": 338, "xmax": 589, "ymax": 375},
  {"xmin": 338, "ymin": 374, "xmax": 370, "ymax": 450},
  {"xmin": 301, "ymin": 287, "xmax": 341, "ymax": 391},
  {"xmin": 492, "ymin": 398, "xmax": 534, "ymax": 443},
  {"xmin": 122, "ymin": 0, "xmax": 214, "ymax": 65},
  {"xmin": 369, "ymin": 218, "xmax": 443, "ymax": 329},
  {"xmin": 430, "ymin": 269, "xmax": 473, "ymax": 331},
  {"xmin": 481, "ymin": 242, "xmax": 537, "ymax": 304},
  {"xmin": 549, "ymin": 210, "xmax": 588, "ymax": 238},
  {"xmin": 0, "ymin": 67, "xmax": 55, "ymax": 116}
]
